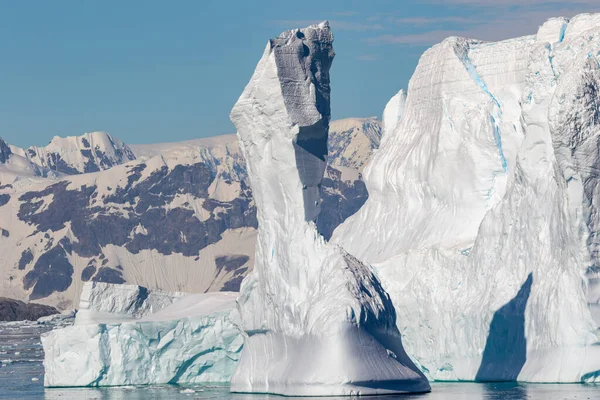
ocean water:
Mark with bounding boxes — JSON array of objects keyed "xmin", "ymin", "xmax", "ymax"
[{"xmin": 1, "ymin": 321, "xmax": 599, "ymax": 400}]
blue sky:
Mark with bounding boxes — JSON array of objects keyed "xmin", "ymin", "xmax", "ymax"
[{"xmin": 1, "ymin": 0, "xmax": 599, "ymax": 148}]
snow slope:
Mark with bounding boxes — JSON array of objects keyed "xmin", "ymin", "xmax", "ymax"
[
  {"xmin": 0, "ymin": 138, "xmax": 58, "ymax": 184},
  {"xmin": 42, "ymin": 282, "xmax": 242, "ymax": 387},
  {"xmin": 229, "ymin": 21, "xmax": 429, "ymax": 396},
  {"xmin": 332, "ymin": 14, "xmax": 600, "ymax": 383}
]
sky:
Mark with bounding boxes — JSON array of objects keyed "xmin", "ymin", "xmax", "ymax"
[{"xmin": 1, "ymin": 0, "xmax": 599, "ymax": 148}]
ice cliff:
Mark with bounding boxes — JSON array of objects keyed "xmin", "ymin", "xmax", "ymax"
[
  {"xmin": 42, "ymin": 282, "xmax": 242, "ymax": 387},
  {"xmin": 228, "ymin": 21, "xmax": 429, "ymax": 395},
  {"xmin": 332, "ymin": 13, "xmax": 600, "ymax": 382}
]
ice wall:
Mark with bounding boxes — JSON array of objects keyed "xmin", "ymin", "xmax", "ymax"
[
  {"xmin": 74, "ymin": 282, "xmax": 186, "ymax": 324},
  {"xmin": 332, "ymin": 14, "xmax": 600, "ymax": 382},
  {"xmin": 229, "ymin": 21, "xmax": 430, "ymax": 396},
  {"xmin": 42, "ymin": 283, "xmax": 242, "ymax": 387}
]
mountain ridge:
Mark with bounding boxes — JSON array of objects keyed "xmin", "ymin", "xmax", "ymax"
[{"xmin": 0, "ymin": 117, "xmax": 382, "ymax": 309}]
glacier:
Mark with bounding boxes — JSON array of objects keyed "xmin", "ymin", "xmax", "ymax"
[
  {"xmin": 228, "ymin": 21, "xmax": 429, "ymax": 396},
  {"xmin": 332, "ymin": 13, "xmax": 600, "ymax": 383},
  {"xmin": 42, "ymin": 282, "xmax": 242, "ymax": 387}
]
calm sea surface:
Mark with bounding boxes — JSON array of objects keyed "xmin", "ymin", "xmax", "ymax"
[{"xmin": 1, "ymin": 321, "xmax": 599, "ymax": 399}]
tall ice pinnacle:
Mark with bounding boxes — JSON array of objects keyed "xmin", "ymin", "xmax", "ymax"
[{"xmin": 229, "ymin": 22, "xmax": 430, "ymax": 396}]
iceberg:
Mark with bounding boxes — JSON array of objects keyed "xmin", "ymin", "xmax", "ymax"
[
  {"xmin": 332, "ymin": 14, "xmax": 600, "ymax": 382},
  {"xmin": 42, "ymin": 282, "xmax": 242, "ymax": 387},
  {"xmin": 228, "ymin": 21, "xmax": 429, "ymax": 396}
]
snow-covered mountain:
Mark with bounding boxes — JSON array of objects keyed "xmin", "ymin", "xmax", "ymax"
[
  {"xmin": 0, "ymin": 119, "xmax": 380, "ymax": 309},
  {"xmin": 10, "ymin": 131, "xmax": 136, "ymax": 175},
  {"xmin": 0, "ymin": 138, "xmax": 57, "ymax": 183},
  {"xmin": 333, "ymin": 13, "xmax": 600, "ymax": 382}
]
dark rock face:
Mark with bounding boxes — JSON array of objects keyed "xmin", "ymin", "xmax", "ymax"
[
  {"xmin": 18, "ymin": 249, "xmax": 33, "ymax": 270},
  {"xmin": 18, "ymin": 163, "xmax": 256, "ymax": 261},
  {"xmin": 23, "ymin": 242, "xmax": 74, "ymax": 300},
  {"xmin": 92, "ymin": 267, "xmax": 126, "ymax": 284},
  {"xmin": 318, "ymin": 167, "xmax": 369, "ymax": 240},
  {"xmin": 81, "ymin": 265, "xmax": 96, "ymax": 282},
  {"xmin": 214, "ymin": 255, "xmax": 250, "ymax": 292},
  {"xmin": 215, "ymin": 255, "xmax": 250, "ymax": 273},
  {"xmin": 221, "ymin": 274, "xmax": 247, "ymax": 292},
  {"xmin": 16, "ymin": 160, "xmax": 256, "ymax": 299},
  {"xmin": 44, "ymin": 153, "xmax": 80, "ymax": 175},
  {"xmin": 0, "ymin": 138, "xmax": 11, "ymax": 164},
  {"xmin": 0, "ymin": 297, "xmax": 58, "ymax": 321},
  {"xmin": 0, "ymin": 193, "xmax": 10, "ymax": 207}
]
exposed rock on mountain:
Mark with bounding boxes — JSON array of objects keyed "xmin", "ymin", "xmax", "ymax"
[
  {"xmin": 11, "ymin": 132, "xmax": 137, "ymax": 175},
  {"xmin": 0, "ymin": 119, "xmax": 380, "ymax": 308},
  {"xmin": 0, "ymin": 297, "xmax": 58, "ymax": 321},
  {"xmin": 0, "ymin": 138, "xmax": 12, "ymax": 164}
]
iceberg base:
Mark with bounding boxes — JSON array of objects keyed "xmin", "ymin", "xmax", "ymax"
[{"xmin": 230, "ymin": 325, "xmax": 430, "ymax": 396}]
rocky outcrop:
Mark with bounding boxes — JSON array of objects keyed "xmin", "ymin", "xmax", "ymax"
[
  {"xmin": 0, "ymin": 138, "xmax": 11, "ymax": 164},
  {"xmin": 13, "ymin": 131, "xmax": 136, "ymax": 174},
  {"xmin": 0, "ymin": 297, "xmax": 58, "ymax": 321}
]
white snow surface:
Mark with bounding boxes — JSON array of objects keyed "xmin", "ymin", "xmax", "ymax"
[
  {"xmin": 24, "ymin": 131, "xmax": 136, "ymax": 174},
  {"xmin": 0, "ymin": 138, "xmax": 59, "ymax": 184},
  {"xmin": 73, "ymin": 281, "xmax": 187, "ymax": 325},
  {"xmin": 42, "ymin": 282, "xmax": 242, "ymax": 387},
  {"xmin": 332, "ymin": 14, "xmax": 600, "ymax": 382},
  {"xmin": 381, "ymin": 89, "xmax": 406, "ymax": 145},
  {"xmin": 229, "ymin": 21, "xmax": 429, "ymax": 396}
]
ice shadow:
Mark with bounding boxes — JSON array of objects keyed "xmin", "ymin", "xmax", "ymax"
[{"xmin": 475, "ymin": 273, "xmax": 533, "ymax": 382}]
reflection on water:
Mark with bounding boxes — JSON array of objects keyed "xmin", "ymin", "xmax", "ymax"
[
  {"xmin": 1, "ymin": 321, "xmax": 599, "ymax": 399},
  {"xmin": 38, "ymin": 383, "xmax": 600, "ymax": 400}
]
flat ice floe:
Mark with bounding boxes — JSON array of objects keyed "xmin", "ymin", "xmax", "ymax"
[{"xmin": 42, "ymin": 282, "xmax": 242, "ymax": 387}]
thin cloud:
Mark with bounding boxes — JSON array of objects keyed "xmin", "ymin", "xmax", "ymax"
[
  {"xmin": 367, "ymin": 7, "xmax": 600, "ymax": 46},
  {"xmin": 368, "ymin": 31, "xmax": 459, "ymax": 45},
  {"xmin": 396, "ymin": 16, "xmax": 472, "ymax": 25}
]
